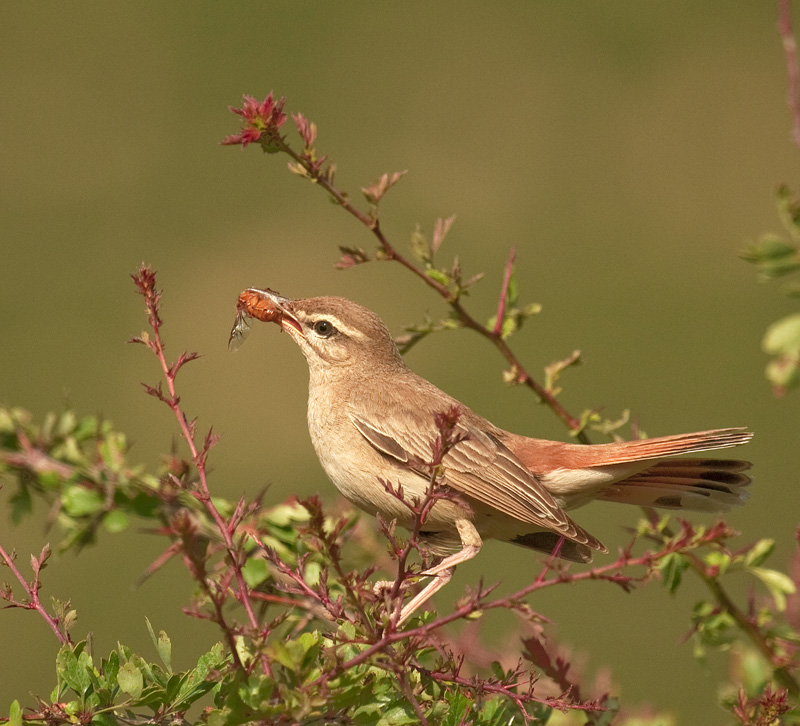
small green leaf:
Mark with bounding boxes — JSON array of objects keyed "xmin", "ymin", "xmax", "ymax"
[
  {"xmin": 8, "ymin": 700, "xmax": 22, "ymax": 726},
  {"xmin": 410, "ymin": 225, "xmax": 431, "ymax": 264},
  {"xmin": 744, "ymin": 539, "xmax": 775, "ymax": 568},
  {"xmin": 500, "ymin": 317, "xmax": 516, "ymax": 339},
  {"xmin": 505, "ymin": 271, "xmax": 518, "ymax": 309},
  {"xmin": 117, "ymin": 661, "xmax": 143, "ymax": 699},
  {"xmin": 175, "ymin": 643, "xmax": 227, "ymax": 706},
  {"xmin": 72, "ymin": 417, "xmax": 98, "ymax": 441},
  {"xmin": 304, "ymin": 560, "xmax": 321, "ymax": 586},
  {"xmin": 102, "ymin": 651, "xmax": 120, "ymax": 688},
  {"xmin": 57, "ymin": 646, "xmax": 93, "ymax": 696},
  {"xmin": 241, "ymin": 558, "xmax": 269, "ymax": 588},
  {"xmin": 751, "ymin": 567, "xmax": 797, "ymax": 611},
  {"xmin": 425, "ymin": 268, "xmax": 450, "ymax": 286},
  {"xmin": 658, "ymin": 552, "xmax": 689, "ymax": 594},
  {"xmin": 763, "ymin": 313, "xmax": 800, "ymax": 355},
  {"xmin": 145, "ymin": 618, "xmax": 172, "ymax": 673},
  {"xmin": 98, "ymin": 432, "xmax": 126, "ymax": 472},
  {"xmin": 544, "ymin": 350, "xmax": 582, "ymax": 394},
  {"xmin": 9, "ymin": 486, "xmax": 32, "ymax": 524},
  {"xmin": 62, "ymin": 486, "xmax": 105, "ymax": 517},
  {"xmin": 765, "ymin": 353, "xmax": 800, "ymax": 392},
  {"xmin": 704, "ymin": 550, "xmax": 732, "ymax": 576},
  {"xmin": 103, "ymin": 510, "xmax": 129, "ymax": 534},
  {"xmin": 741, "ymin": 235, "xmax": 797, "ymax": 262}
]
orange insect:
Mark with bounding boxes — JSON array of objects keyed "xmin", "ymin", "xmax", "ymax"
[{"xmin": 228, "ymin": 288, "xmax": 283, "ymax": 352}]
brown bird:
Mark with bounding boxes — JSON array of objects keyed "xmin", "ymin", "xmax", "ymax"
[{"xmin": 230, "ymin": 289, "xmax": 752, "ymax": 624}]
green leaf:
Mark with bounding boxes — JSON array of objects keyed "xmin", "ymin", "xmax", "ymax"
[
  {"xmin": 102, "ymin": 650, "xmax": 120, "ymax": 689},
  {"xmin": 102, "ymin": 510, "xmax": 129, "ymax": 533},
  {"xmin": 241, "ymin": 557, "xmax": 269, "ymax": 588},
  {"xmin": 704, "ymin": 550, "xmax": 732, "ymax": 576},
  {"xmin": 751, "ymin": 567, "xmax": 797, "ymax": 611},
  {"xmin": 72, "ymin": 416, "xmax": 98, "ymax": 441},
  {"xmin": 9, "ymin": 486, "xmax": 32, "ymax": 524},
  {"xmin": 742, "ymin": 234, "xmax": 798, "ymax": 262},
  {"xmin": 425, "ymin": 268, "xmax": 451, "ymax": 286},
  {"xmin": 658, "ymin": 552, "xmax": 689, "ymax": 594},
  {"xmin": 744, "ymin": 539, "xmax": 775, "ymax": 568},
  {"xmin": 90, "ymin": 713, "xmax": 118, "ymax": 726},
  {"xmin": 57, "ymin": 646, "xmax": 93, "ymax": 696},
  {"xmin": 8, "ymin": 700, "xmax": 22, "ymax": 726},
  {"xmin": 117, "ymin": 661, "xmax": 143, "ymax": 699},
  {"xmin": 146, "ymin": 618, "xmax": 172, "ymax": 672},
  {"xmin": 55, "ymin": 410, "xmax": 78, "ymax": 437},
  {"xmin": 544, "ymin": 350, "xmax": 582, "ymax": 395},
  {"xmin": 505, "ymin": 271, "xmax": 518, "ymax": 309},
  {"xmin": 763, "ymin": 313, "xmax": 800, "ymax": 355},
  {"xmin": 174, "ymin": 643, "xmax": 227, "ymax": 707},
  {"xmin": 761, "ymin": 258, "xmax": 800, "ymax": 279},
  {"xmin": 62, "ymin": 485, "xmax": 105, "ymax": 517},
  {"xmin": 442, "ymin": 691, "xmax": 469, "ymax": 726},
  {"xmin": 267, "ymin": 502, "xmax": 311, "ymax": 527},
  {"xmin": 765, "ymin": 354, "xmax": 800, "ymax": 392},
  {"xmin": 98, "ymin": 432, "xmax": 127, "ymax": 472},
  {"xmin": 410, "ymin": 225, "xmax": 431, "ymax": 264},
  {"xmin": 500, "ymin": 316, "xmax": 517, "ymax": 339}
]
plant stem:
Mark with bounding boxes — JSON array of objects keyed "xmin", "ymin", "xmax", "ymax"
[
  {"xmin": 686, "ymin": 552, "xmax": 799, "ymax": 696},
  {"xmin": 0, "ymin": 541, "xmax": 70, "ymax": 646}
]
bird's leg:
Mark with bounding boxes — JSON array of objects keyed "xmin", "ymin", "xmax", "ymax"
[{"xmin": 397, "ymin": 518, "xmax": 482, "ymax": 625}]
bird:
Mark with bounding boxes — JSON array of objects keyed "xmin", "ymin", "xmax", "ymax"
[{"xmin": 229, "ymin": 288, "xmax": 752, "ymax": 624}]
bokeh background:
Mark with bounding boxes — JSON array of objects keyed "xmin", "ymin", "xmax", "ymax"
[{"xmin": 3, "ymin": 3, "xmax": 799, "ymax": 722}]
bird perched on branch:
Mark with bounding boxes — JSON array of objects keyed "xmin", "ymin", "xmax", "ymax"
[{"xmin": 229, "ymin": 288, "xmax": 752, "ymax": 624}]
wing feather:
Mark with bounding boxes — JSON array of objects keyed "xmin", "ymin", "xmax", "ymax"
[{"xmin": 349, "ymin": 411, "xmax": 605, "ymax": 552}]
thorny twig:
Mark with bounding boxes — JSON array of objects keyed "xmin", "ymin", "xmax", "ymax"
[
  {"xmin": 0, "ymin": 541, "xmax": 71, "ymax": 646},
  {"xmin": 130, "ymin": 266, "xmax": 271, "ymax": 676}
]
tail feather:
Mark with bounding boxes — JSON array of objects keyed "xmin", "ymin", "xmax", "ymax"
[
  {"xmin": 583, "ymin": 428, "xmax": 753, "ymax": 467},
  {"xmin": 504, "ymin": 427, "xmax": 753, "ymax": 472},
  {"xmin": 597, "ymin": 458, "xmax": 752, "ymax": 512}
]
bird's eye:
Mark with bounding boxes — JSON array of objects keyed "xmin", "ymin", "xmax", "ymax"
[{"xmin": 312, "ymin": 320, "xmax": 335, "ymax": 338}]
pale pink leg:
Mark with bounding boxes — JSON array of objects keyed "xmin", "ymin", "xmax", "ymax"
[{"xmin": 397, "ymin": 519, "xmax": 482, "ymax": 625}]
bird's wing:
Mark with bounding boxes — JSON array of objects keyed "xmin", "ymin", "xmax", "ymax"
[{"xmin": 349, "ymin": 410, "xmax": 605, "ymax": 552}]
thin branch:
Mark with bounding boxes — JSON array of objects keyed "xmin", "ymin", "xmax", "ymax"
[
  {"xmin": 779, "ymin": 0, "xmax": 800, "ymax": 151},
  {"xmin": 493, "ymin": 247, "xmax": 517, "ymax": 337},
  {"xmin": 131, "ymin": 268, "xmax": 271, "ymax": 676},
  {"xmin": 0, "ymin": 542, "xmax": 70, "ymax": 646}
]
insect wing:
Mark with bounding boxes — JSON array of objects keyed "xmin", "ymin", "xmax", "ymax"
[{"xmin": 228, "ymin": 311, "xmax": 254, "ymax": 352}]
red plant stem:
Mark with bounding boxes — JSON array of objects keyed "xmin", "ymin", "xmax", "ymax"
[
  {"xmin": 0, "ymin": 542, "xmax": 69, "ymax": 646},
  {"xmin": 141, "ymin": 287, "xmax": 271, "ymax": 677},
  {"xmin": 779, "ymin": 0, "xmax": 800, "ymax": 151},
  {"xmin": 493, "ymin": 247, "xmax": 517, "ymax": 337},
  {"xmin": 323, "ymin": 533, "xmax": 714, "ymax": 686}
]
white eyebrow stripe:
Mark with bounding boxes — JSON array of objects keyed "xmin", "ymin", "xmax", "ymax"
[{"xmin": 306, "ymin": 314, "xmax": 367, "ymax": 340}]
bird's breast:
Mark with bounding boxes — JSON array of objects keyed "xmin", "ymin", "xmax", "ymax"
[{"xmin": 305, "ymin": 386, "xmax": 470, "ymax": 530}]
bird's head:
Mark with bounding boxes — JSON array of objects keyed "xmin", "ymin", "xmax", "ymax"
[{"xmin": 230, "ymin": 289, "xmax": 404, "ymax": 375}]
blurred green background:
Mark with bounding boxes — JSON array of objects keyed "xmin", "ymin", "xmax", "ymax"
[{"xmin": 2, "ymin": 2, "xmax": 799, "ymax": 721}]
